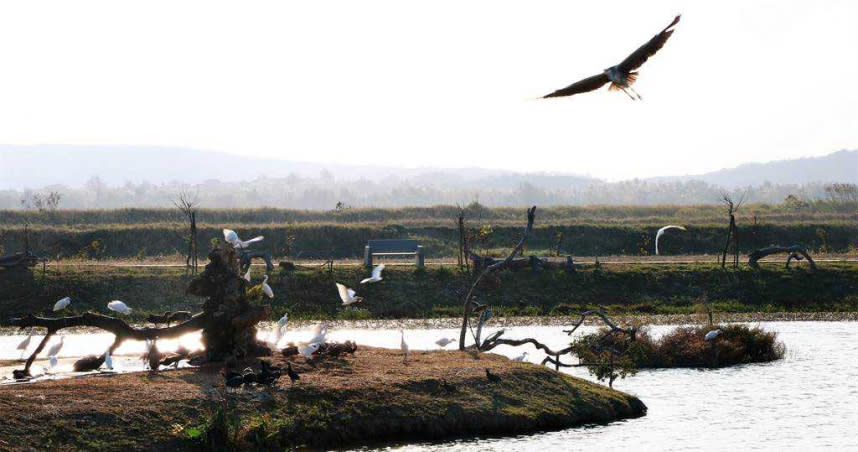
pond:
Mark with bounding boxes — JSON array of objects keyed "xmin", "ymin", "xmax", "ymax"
[{"xmin": 2, "ymin": 321, "xmax": 856, "ymax": 450}]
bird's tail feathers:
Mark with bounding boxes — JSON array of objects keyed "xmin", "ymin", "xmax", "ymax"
[{"xmin": 663, "ymin": 14, "xmax": 681, "ymax": 32}]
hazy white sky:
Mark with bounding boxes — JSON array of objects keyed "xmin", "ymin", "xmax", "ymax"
[{"xmin": 1, "ymin": 0, "xmax": 856, "ymax": 180}]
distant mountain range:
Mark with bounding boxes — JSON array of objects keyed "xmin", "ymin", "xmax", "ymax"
[
  {"xmin": 655, "ymin": 149, "xmax": 858, "ymax": 188},
  {"xmin": 1, "ymin": 145, "xmax": 855, "ymax": 190}
]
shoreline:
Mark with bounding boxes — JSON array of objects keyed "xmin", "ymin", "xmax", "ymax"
[{"xmin": 1, "ymin": 312, "xmax": 855, "ymax": 336}]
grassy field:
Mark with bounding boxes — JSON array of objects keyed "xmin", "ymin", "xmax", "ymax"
[
  {"xmin": 2, "ymin": 203, "xmax": 856, "ymax": 260},
  {"xmin": 3, "ymin": 261, "xmax": 856, "ymax": 322}
]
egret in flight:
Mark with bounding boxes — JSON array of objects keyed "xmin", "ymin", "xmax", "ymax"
[
  {"xmin": 361, "ymin": 264, "xmax": 385, "ymax": 284},
  {"xmin": 53, "ymin": 296, "xmax": 71, "ymax": 312},
  {"xmin": 543, "ymin": 15, "xmax": 681, "ymax": 100},
  {"xmin": 262, "ymin": 275, "xmax": 274, "ymax": 299},
  {"xmin": 223, "ymin": 229, "xmax": 264, "ymax": 249},
  {"xmin": 336, "ymin": 283, "xmax": 363, "ymax": 306},
  {"xmin": 299, "ymin": 342, "xmax": 321, "ymax": 358},
  {"xmin": 302, "ymin": 323, "xmax": 328, "ymax": 347},
  {"xmin": 655, "ymin": 225, "xmax": 687, "ymax": 255},
  {"xmin": 107, "ymin": 300, "xmax": 132, "ymax": 315},
  {"xmin": 435, "ymin": 337, "xmax": 457, "ymax": 348}
]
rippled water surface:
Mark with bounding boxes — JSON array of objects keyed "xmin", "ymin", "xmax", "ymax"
[{"xmin": 2, "ymin": 321, "xmax": 856, "ymax": 450}]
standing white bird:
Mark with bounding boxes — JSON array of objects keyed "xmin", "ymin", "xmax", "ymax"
[
  {"xmin": 46, "ymin": 336, "xmax": 65, "ymax": 368},
  {"xmin": 107, "ymin": 300, "xmax": 132, "ymax": 315},
  {"xmin": 336, "ymin": 283, "xmax": 363, "ymax": 306},
  {"xmin": 299, "ymin": 342, "xmax": 321, "ymax": 358},
  {"xmin": 360, "ymin": 264, "xmax": 385, "ymax": 284},
  {"xmin": 16, "ymin": 333, "xmax": 33, "ymax": 359},
  {"xmin": 243, "ymin": 266, "xmax": 251, "ymax": 282},
  {"xmin": 400, "ymin": 330, "xmax": 409, "ymax": 363},
  {"xmin": 262, "ymin": 275, "xmax": 274, "ymax": 299},
  {"xmin": 104, "ymin": 348, "xmax": 113, "ymax": 370},
  {"xmin": 512, "ymin": 351, "xmax": 529, "ymax": 362},
  {"xmin": 268, "ymin": 314, "xmax": 288, "ymax": 347},
  {"xmin": 704, "ymin": 329, "xmax": 722, "ymax": 341},
  {"xmin": 53, "ymin": 296, "xmax": 71, "ymax": 312},
  {"xmin": 655, "ymin": 225, "xmax": 687, "ymax": 255},
  {"xmin": 222, "ymin": 229, "xmax": 264, "ymax": 249},
  {"xmin": 435, "ymin": 337, "xmax": 457, "ymax": 348}
]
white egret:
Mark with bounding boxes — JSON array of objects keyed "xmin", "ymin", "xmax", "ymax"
[
  {"xmin": 262, "ymin": 275, "xmax": 274, "ymax": 299},
  {"xmin": 655, "ymin": 225, "xmax": 686, "ymax": 255},
  {"xmin": 46, "ymin": 336, "xmax": 65, "ymax": 357},
  {"xmin": 16, "ymin": 333, "xmax": 33, "ymax": 358},
  {"xmin": 705, "ymin": 329, "xmax": 722, "ymax": 341},
  {"xmin": 243, "ymin": 266, "xmax": 251, "ymax": 282},
  {"xmin": 400, "ymin": 330, "xmax": 409, "ymax": 363},
  {"xmin": 299, "ymin": 342, "xmax": 321, "ymax": 358},
  {"xmin": 435, "ymin": 337, "xmax": 456, "ymax": 348},
  {"xmin": 222, "ymin": 229, "xmax": 264, "ymax": 249},
  {"xmin": 53, "ymin": 296, "xmax": 71, "ymax": 312},
  {"xmin": 107, "ymin": 300, "xmax": 132, "ymax": 315},
  {"xmin": 46, "ymin": 336, "xmax": 65, "ymax": 368},
  {"xmin": 304, "ymin": 323, "xmax": 327, "ymax": 346},
  {"xmin": 104, "ymin": 348, "xmax": 113, "ymax": 370},
  {"xmin": 360, "ymin": 264, "xmax": 385, "ymax": 284},
  {"xmin": 277, "ymin": 313, "xmax": 289, "ymax": 328},
  {"xmin": 512, "ymin": 351, "xmax": 529, "ymax": 362},
  {"xmin": 336, "ymin": 283, "xmax": 363, "ymax": 306}
]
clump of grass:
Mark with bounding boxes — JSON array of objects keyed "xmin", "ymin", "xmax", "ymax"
[{"xmin": 630, "ymin": 324, "xmax": 785, "ymax": 368}]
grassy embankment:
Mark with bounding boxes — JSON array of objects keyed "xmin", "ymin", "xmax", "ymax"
[
  {"xmin": 2, "ymin": 262, "xmax": 856, "ymax": 322},
  {"xmin": 0, "ymin": 348, "xmax": 646, "ymax": 451},
  {"xmin": 1, "ymin": 204, "xmax": 856, "ymax": 260}
]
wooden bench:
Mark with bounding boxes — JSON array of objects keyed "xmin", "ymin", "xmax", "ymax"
[{"xmin": 364, "ymin": 239, "xmax": 425, "ymax": 267}]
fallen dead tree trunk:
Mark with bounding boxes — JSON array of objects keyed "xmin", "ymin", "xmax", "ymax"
[
  {"xmin": 470, "ymin": 254, "xmax": 575, "ymax": 273},
  {"xmin": 748, "ymin": 245, "xmax": 817, "ymax": 271}
]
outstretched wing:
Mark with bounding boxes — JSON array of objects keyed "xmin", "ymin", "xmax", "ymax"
[
  {"xmin": 617, "ymin": 15, "xmax": 680, "ymax": 73},
  {"xmin": 543, "ymin": 73, "xmax": 611, "ymax": 98},
  {"xmin": 336, "ymin": 283, "xmax": 349, "ymax": 303},
  {"xmin": 372, "ymin": 263, "xmax": 385, "ymax": 279}
]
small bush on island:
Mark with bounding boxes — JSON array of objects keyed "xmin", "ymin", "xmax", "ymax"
[{"xmin": 573, "ymin": 324, "xmax": 784, "ymax": 374}]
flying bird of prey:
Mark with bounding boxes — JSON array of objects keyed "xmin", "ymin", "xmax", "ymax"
[{"xmin": 543, "ymin": 15, "xmax": 680, "ymax": 100}]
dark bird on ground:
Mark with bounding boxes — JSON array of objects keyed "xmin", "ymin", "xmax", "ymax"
[
  {"xmin": 485, "ymin": 368, "xmax": 501, "ymax": 383},
  {"xmin": 286, "ymin": 362, "xmax": 300, "ymax": 384},
  {"xmin": 226, "ymin": 375, "xmax": 244, "ymax": 389},
  {"xmin": 242, "ymin": 367, "xmax": 257, "ymax": 385},
  {"xmin": 543, "ymin": 15, "xmax": 681, "ymax": 100},
  {"xmin": 72, "ymin": 354, "xmax": 106, "ymax": 372},
  {"xmin": 141, "ymin": 341, "xmax": 161, "ymax": 371}
]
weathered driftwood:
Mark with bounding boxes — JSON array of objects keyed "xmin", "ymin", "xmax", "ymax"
[
  {"xmin": 458, "ymin": 206, "xmax": 536, "ymax": 350},
  {"xmin": 239, "ymin": 250, "xmax": 275, "ymax": 272},
  {"xmin": 748, "ymin": 245, "xmax": 817, "ymax": 271},
  {"xmin": 470, "ymin": 254, "xmax": 575, "ymax": 273},
  {"xmin": 562, "ymin": 309, "xmax": 637, "ymax": 340}
]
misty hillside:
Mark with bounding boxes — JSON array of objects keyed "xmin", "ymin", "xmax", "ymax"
[
  {"xmin": 660, "ymin": 150, "xmax": 858, "ymax": 188},
  {"xmin": 0, "ymin": 146, "xmax": 855, "ymax": 208}
]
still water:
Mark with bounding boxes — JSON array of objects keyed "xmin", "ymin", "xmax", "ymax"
[{"xmin": 2, "ymin": 321, "xmax": 856, "ymax": 450}]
